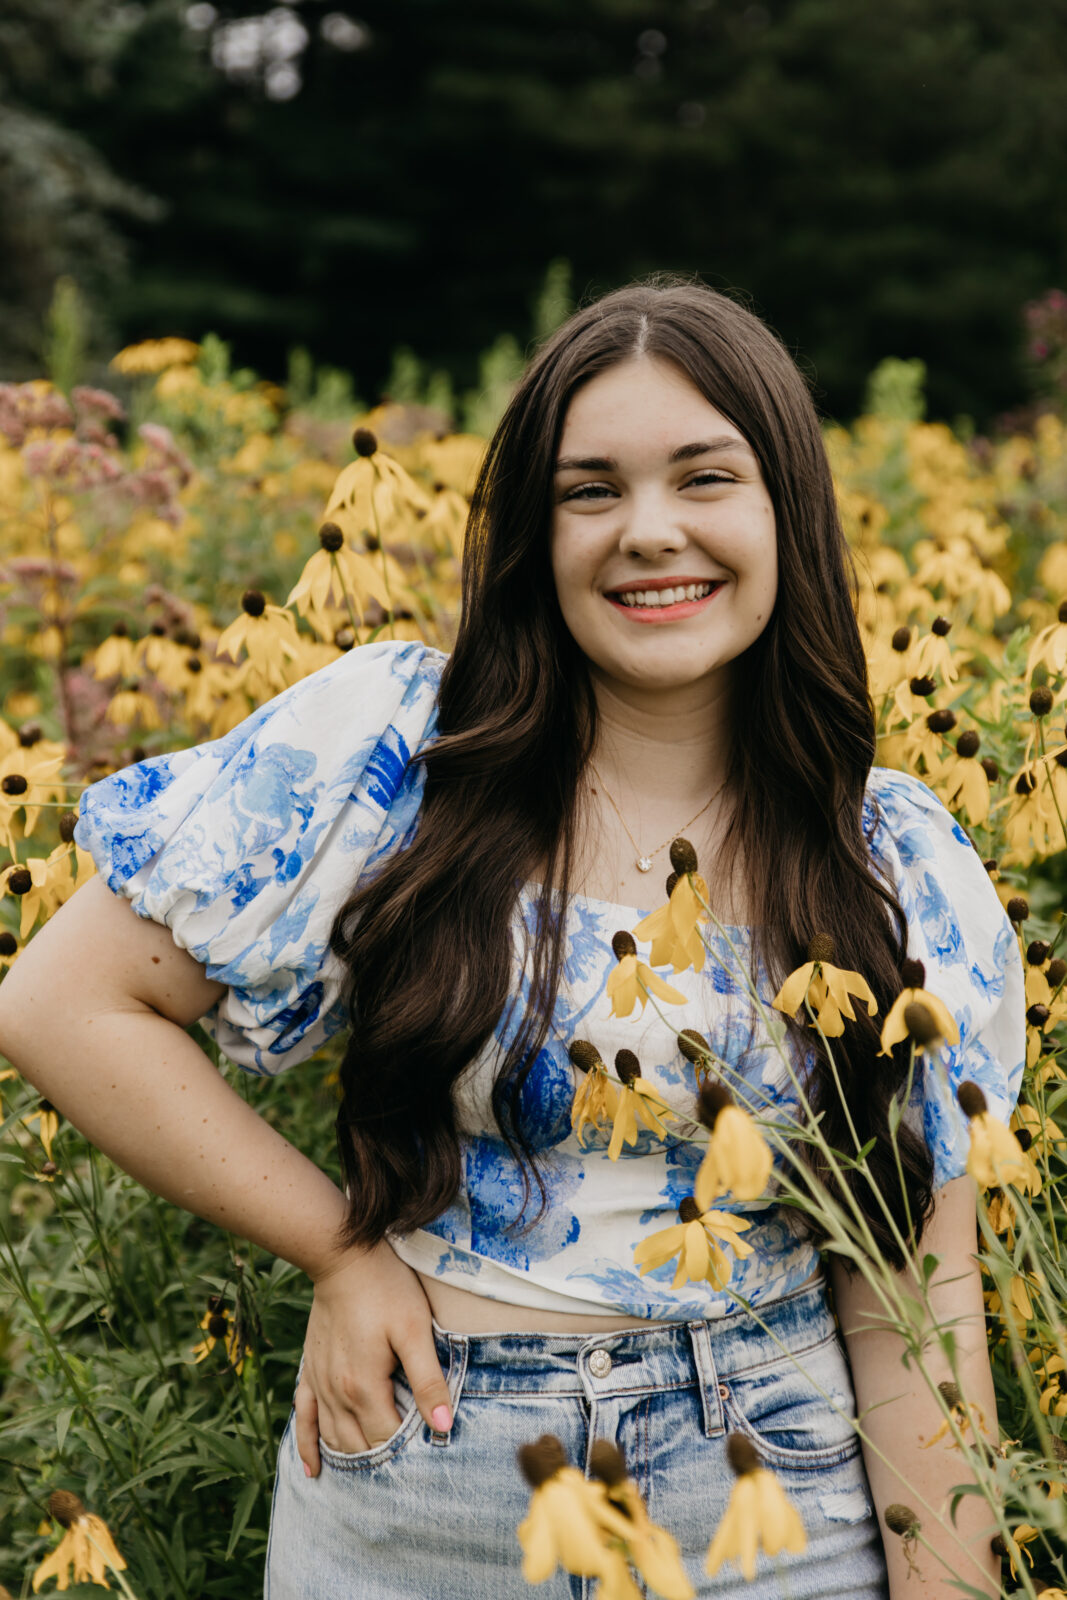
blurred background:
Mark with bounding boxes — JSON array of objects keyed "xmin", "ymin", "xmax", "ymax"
[{"xmin": 2, "ymin": 0, "xmax": 1066, "ymax": 430}]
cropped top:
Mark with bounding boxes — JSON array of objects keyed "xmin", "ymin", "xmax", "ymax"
[{"xmin": 77, "ymin": 640, "xmax": 1025, "ymax": 1321}]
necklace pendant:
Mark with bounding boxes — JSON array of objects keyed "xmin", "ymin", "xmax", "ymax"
[{"xmin": 636, "ymin": 856, "xmax": 653, "ymax": 874}]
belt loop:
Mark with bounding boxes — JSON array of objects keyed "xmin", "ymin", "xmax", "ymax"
[
  {"xmin": 430, "ymin": 1333, "xmax": 469, "ymax": 1449},
  {"xmin": 687, "ymin": 1321, "xmax": 725, "ymax": 1439}
]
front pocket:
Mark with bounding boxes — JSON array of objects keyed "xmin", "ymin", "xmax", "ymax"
[
  {"xmin": 317, "ymin": 1374, "xmax": 420, "ymax": 1472},
  {"xmin": 721, "ymin": 1334, "xmax": 862, "ymax": 1472}
]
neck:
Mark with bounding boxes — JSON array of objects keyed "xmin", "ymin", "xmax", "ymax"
[{"xmin": 588, "ymin": 669, "xmax": 733, "ymax": 800}]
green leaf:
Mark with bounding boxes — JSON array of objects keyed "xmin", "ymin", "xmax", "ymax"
[
  {"xmin": 56, "ymin": 1405, "xmax": 75, "ymax": 1453},
  {"xmin": 225, "ymin": 1481, "xmax": 261, "ymax": 1558}
]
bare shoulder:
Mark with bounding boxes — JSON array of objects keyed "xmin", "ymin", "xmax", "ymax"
[{"xmin": 0, "ymin": 876, "xmax": 226, "ymax": 1034}]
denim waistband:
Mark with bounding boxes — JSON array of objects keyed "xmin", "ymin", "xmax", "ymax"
[{"xmin": 430, "ymin": 1277, "xmax": 838, "ymax": 1409}]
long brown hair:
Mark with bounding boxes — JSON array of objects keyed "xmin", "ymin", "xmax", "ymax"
[{"xmin": 329, "ymin": 276, "xmax": 933, "ymax": 1270}]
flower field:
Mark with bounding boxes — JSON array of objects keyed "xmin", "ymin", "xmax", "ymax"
[{"xmin": 1, "ymin": 339, "xmax": 1066, "ymax": 1596}]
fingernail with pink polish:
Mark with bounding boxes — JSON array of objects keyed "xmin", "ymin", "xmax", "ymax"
[
  {"xmin": 431, "ymin": 1404, "xmax": 452, "ymax": 1431},
  {"xmin": 304, "ymin": 1462, "xmax": 313, "ymax": 1477}
]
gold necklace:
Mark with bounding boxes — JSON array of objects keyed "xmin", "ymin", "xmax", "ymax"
[{"xmin": 588, "ymin": 761, "xmax": 728, "ymax": 875}]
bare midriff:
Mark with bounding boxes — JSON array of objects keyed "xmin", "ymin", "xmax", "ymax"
[{"xmin": 416, "ymin": 1263, "xmax": 823, "ymax": 1334}]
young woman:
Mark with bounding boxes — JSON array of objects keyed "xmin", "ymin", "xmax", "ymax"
[{"xmin": 0, "ymin": 280, "xmax": 1023, "ymax": 1599}]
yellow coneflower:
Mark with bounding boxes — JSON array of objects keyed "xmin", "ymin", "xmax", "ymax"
[
  {"xmin": 771, "ymin": 935, "xmax": 877, "ymax": 1038},
  {"xmin": 89, "ymin": 622, "xmax": 139, "ymax": 682},
  {"xmin": 606, "ymin": 1051, "xmax": 677, "ymax": 1161},
  {"xmin": 588, "ymin": 1441, "xmax": 694, "ymax": 1600},
  {"xmin": 1001, "ymin": 765, "xmax": 1060, "ymax": 864},
  {"xmin": 515, "ymin": 1435, "xmax": 638, "ymax": 1592},
  {"xmin": 920, "ymin": 1379, "xmax": 989, "ymax": 1449},
  {"xmin": 323, "ymin": 426, "xmax": 433, "ymax": 550},
  {"xmin": 567, "ymin": 1041, "xmax": 620, "ymax": 1149},
  {"xmin": 882, "ymin": 1504, "xmax": 922, "ymax": 1579},
  {"xmin": 935, "ymin": 729, "xmax": 991, "ymax": 825},
  {"xmin": 1026, "ymin": 597, "xmax": 1067, "ymax": 680},
  {"xmin": 31, "ymin": 1489, "xmax": 127, "ymax": 1593},
  {"xmin": 606, "ymin": 932, "xmax": 687, "ymax": 1019},
  {"xmin": 911, "ymin": 616, "xmax": 961, "ymax": 684},
  {"xmin": 110, "ymin": 337, "xmax": 199, "ymax": 375},
  {"xmin": 0, "ymin": 1065, "xmax": 17, "ymax": 1114},
  {"xmin": 104, "ymin": 681, "xmax": 163, "ymax": 733},
  {"xmin": 631, "ymin": 839, "xmax": 708, "ymax": 975},
  {"xmin": 878, "ymin": 959, "xmax": 959, "ymax": 1056},
  {"xmin": 901, "ymin": 705, "xmax": 957, "ymax": 778},
  {"xmin": 957, "ymin": 1082, "xmax": 1032, "ymax": 1189},
  {"xmin": 633, "ymin": 1198, "xmax": 753, "ymax": 1291},
  {"xmin": 286, "ymin": 521, "xmax": 395, "ymax": 626},
  {"xmin": 191, "ymin": 1299, "xmax": 250, "ymax": 1376},
  {"xmin": 693, "ymin": 1083, "xmax": 773, "ymax": 1207},
  {"xmin": 993, "ymin": 1524, "xmax": 1039, "ymax": 1581},
  {"xmin": 22, "ymin": 1098, "xmax": 60, "ymax": 1162},
  {"xmin": 214, "ymin": 589, "xmax": 306, "ymax": 697},
  {"xmin": 704, "ymin": 1434, "xmax": 806, "ymax": 1580},
  {"xmin": 1038, "ymin": 1354, "xmax": 1067, "ymax": 1417}
]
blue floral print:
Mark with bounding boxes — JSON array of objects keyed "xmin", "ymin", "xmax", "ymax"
[{"xmin": 77, "ymin": 641, "xmax": 1025, "ymax": 1321}]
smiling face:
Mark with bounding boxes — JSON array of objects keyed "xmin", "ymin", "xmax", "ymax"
[{"xmin": 550, "ymin": 356, "xmax": 778, "ymax": 707}]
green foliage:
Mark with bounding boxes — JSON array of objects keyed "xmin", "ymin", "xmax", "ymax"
[
  {"xmin": 864, "ymin": 358, "xmax": 927, "ymax": 424},
  {"xmin": 42, "ymin": 277, "xmax": 89, "ymax": 397}
]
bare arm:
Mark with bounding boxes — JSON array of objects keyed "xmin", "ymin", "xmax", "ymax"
[
  {"xmin": 0, "ymin": 875, "xmax": 454, "ymax": 1470},
  {"xmin": 830, "ymin": 1176, "xmax": 1001, "ymax": 1600}
]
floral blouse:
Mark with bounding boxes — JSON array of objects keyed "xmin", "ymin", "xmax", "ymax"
[{"xmin": 77, "ymin": 640, "xmax": 1025, "ymax": 1321}]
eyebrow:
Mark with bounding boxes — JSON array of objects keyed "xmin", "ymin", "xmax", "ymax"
[{"xmin": 554, "ymin": 436, "xmax": 755, "ymax": 472}]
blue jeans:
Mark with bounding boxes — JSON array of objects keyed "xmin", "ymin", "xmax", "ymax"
[{"xmin": 265, "ymin": 1277, "xmax": 888, "ymax": 1598}]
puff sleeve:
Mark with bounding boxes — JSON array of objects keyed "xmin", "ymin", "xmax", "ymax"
[
  {"xmin": 865, "ymin": 766, "xmax": 1026, "ymax": 1187},
  {"xmin": 75, "ymin": 640, "xmax": 446, "ymax": 1074}
]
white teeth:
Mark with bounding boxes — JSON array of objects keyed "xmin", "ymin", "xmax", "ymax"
[{"xmin": 613, "ymin": 581, "xmax": 716, "ymax": 608}]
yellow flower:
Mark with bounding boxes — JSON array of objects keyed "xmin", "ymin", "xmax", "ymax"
[
  {"xmin": 215, "ymin": 589, "xmax": 307, "ymax": 699},
  {"xmin": 22, "ymin": 1099, "xmax": 60, "ymax": 1162},
  {"xmin": 878, "ymin": 959, "xmax": 959, "ymax": 1055},
  {"xmin": 606, "ymin": 932, "xmax": 687, "ymax": 1019},
  {"xmin": 1026, "ymin": 598, "xmax": 1067, "ymax": 680},
  {"xmin": 1038, "ymin": 1354, "xmax": 1067, "ymax": 1417},
  {"xmin": 567, "ymin": 1041, "xmax": 620, "ymax": 1149},
  {"xmin": 31, "ymin": 1489, "xmax": 126, "ymax": 1592},
  {"xmin": 0, "ymin": 1066, "xmax": 17, "ymax": 1115},
  {"xmin": 589, "ymin": 1441, "xmax": 694, "ymax": 1600},
  {"xmin": 191, "ymin": 1300, "xmax": 249, "ymax": 1375},
  {"xmin": 286, "ymin": 522, "xmax": 396, "ymax": 625},
  {"xmin": 515, "ymin": 1435, "xmax": 641, "ymax": 1594},
  {"xmin": 771, "ymin": 935, "xmax": 877, "ymax": 1037},
  {"xmin": 705, "ymin": 1434, "xmax": 806, "ymax": 1580},
  {"xmin": 110, "ymin": 336, "xmax": 199, "ymax": 375},
  {"xmin": 633, "ymin": 1198, "xmax": 753, "ymax": 1291},
  {"xmin": 693, "ymin": 1084, "xmax": 773, "ymax": 1207},
  {"xmin": 631, "ymin": 844, "xmax": 708, "ymax": 974},
  {"xmin": 920, "ymin": 1380, "xmax": 989, "ymax": 1449},
  {"xmin": 957, "ymin": 1082, "xmax": 1033, "ymax": 1189},
  {"xmin": 606, "ymin": 1051, "xmax": 678, "ymax": 1161},
  {"xmin": 935, "ymin": 729, "xmax": 991, "ymax": 825}
]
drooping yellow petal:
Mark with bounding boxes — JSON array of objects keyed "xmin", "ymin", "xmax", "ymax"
[{"xmin": 771, "ymin": 961, "xmax": 816, "ymax": 1019}]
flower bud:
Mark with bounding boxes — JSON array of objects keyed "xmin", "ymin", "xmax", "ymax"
[
  {"xmin": 352, "ymin": 427, "xmax": 378, "ymax": 457},
  {"xmin": 1015, "ymin": 771, "xmax": 1036, "ymax": 795},
  {"xmin": 980, "ymin": 757, "xmax": 1000, "ymax": 782},
  {"xmin": 1059, "ymin": 599, "xmax": 1067, "ymax": 624},
  {"xmin": 664, "ymin": 871, "xmax": 679, "ymax": 897},
  {"xmin": 17, "ymin": 722, "xmax": 42, "ymax": 747},
  {"xmin": 614, "ymin": 1049, "xmax": 640, "ymax": 1086},
  {"xmin": 956, "ymin": 730, "xmax": 980, "ymax": 758},
  {"xmin": 1027, "ymin": 1003, "xmax": 1050, "ymax": 1027},
  {"xmin": 334, "ymin": 626, "xmax": 356, "ymax": 651},
  {"xmin": 891, "ymin": 626, "xmax": 911, "ymax": 652},
  {"xmin": 725, "ymin": 1433, "xmax": 761, "ymax": 1476},
  {"xmin": 1015, "ymin": 1127, "xmax": 1033, "ymax": 1152},
  {"xmin": 111, "ymin": 619, "xmax": 129, "ymax": 637},
  {"xmin": 48, "ymin": 1491, "xmax": 85, "ymax": 1528},
  {"xmin": 909, "ymin": 675, "xmax": 936, "ymax": 697},
  {"xmin": 669, "ymin": 838, "xmax": 699, "ymax": 875},
  {"xmin": 58, "ymin": 811, "xmax": 78, "ymax": 843},
  {"xmin": 318, "ymin": 522, "xmax": 344, "ymax": 552},
  {"xmin": 1030, "ymin": 685, "xmax": 1054, "ymax": 717},
  {"xmin": 240, "ymin": 589, "xmax": 266, "ymax": 617},
  {"xmin": 931, "ymin": 616, "xmax": 951, "ymax": 636},
  {"xmin": 936, "ymin": 1380, "xmax": 962, "ymax": 1408},
  {"xmin": 1006, "ymin": 896, "xmax": 1029, "ymax": 923},
  {"xmin": 678, "ymin": 1196, "xmax": 701, "ymax": 1224},
  {"xmin": 697, "ymin": 1081, "xmax": 733, "ymax": 1129},
  {"xmin": 884, "ymin": 1504, "xmax": 921, "ymax": 1538},
  {"xmin": 0, "ymin": 932, "xmax": 17, "ymax": 956},
  {"xmin": 900, "ymin": 957, "xmax": 926, "ymax": 988},
  {"xmin": 589, "ymin": 1440, "xmax": 628, "ymax": 1487},
  {"xmin": 187, "ymin": 656, "xmax": 202, "ymax": 673},
  {"xmin": 1047, "ymin": 957, "xmax": 1067, "ymax": 986},
  {"xmin": 903, "ymin": 1001, "xmax": 939, "ymax": 1044},
  {"xmin": 1, "ymin": 774, "xmax": 28, "ymax": 795},
  {"xmin": 517, "ymin": 1434, "xmax": 567, "ymax": 1487},
  {"xmin": 1026, "ymin": 939, "xmax": 1050, "ymax": 965},
  {"xmin": 926, "ymin": 709, "xmax": 956, "ymax": 734},
  {"xmin": 678, "ymin": 1028, "xmax": 711, "ymax": 1065},
  {"xmin": 806, "ymin": 933, "xmax": 836, "ymax": 963},
  {"xmin": 611, "ymin": 931, "xmax": 637, "ymax": 961},
  {"xmin": 7, "ymin": 868, "xmax": 32, "ymax": 895},
  {"xmin": 568, "ymin": 1039, "xmax": 602, "ymax": 1074},
  {"xmin": 956, "ymin": 1081, "xmax": 987, "ymax": 1119},
  {"xmin": 207, "ymin": 1313, "xmax": 229, "ymax": 1339}
]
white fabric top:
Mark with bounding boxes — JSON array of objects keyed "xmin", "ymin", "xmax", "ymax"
[{"xmin": 77, "ymin": 640, "xmax": 1025, "ymax": 1320}]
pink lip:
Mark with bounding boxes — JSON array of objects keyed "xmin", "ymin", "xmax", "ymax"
[{"xmin": 605, "ymin": 581, "xmax": 724, "ymax": 623}]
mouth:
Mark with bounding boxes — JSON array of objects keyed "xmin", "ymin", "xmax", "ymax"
[{"xmin": 605, "ymin": 579, "xmax": 724, "ymax": 619}]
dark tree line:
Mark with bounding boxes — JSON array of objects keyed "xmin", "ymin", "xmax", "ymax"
[{"xmin": 3, "ymin": 0, "xmax": 1067, "ymax": 424}]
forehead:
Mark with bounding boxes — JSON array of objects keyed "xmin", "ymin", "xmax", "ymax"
[{"xmin": 559, "ymin": 355, "xmax": 749, "ymax": 453}]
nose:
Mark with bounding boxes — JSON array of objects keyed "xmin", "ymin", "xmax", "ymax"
[{"xmin": 617, "ymin": 485, "xmax": 689, "ymax": 561}]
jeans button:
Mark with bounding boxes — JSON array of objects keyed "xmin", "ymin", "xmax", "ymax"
[{"xmin": 589, "ymin": 1349, "xmax": 613, "ymax": 1378}]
